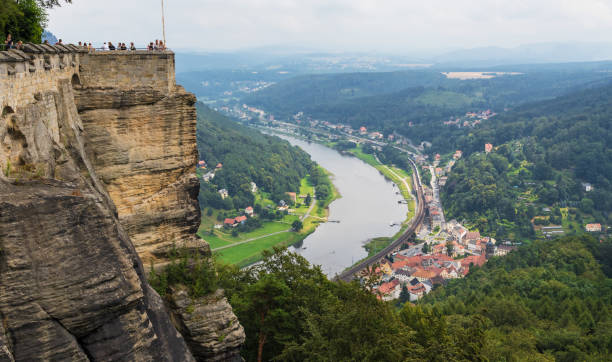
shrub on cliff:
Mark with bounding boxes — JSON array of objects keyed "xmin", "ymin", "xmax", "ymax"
[{"xmin": 149, "ymin": 247, "xmax": 218, "ymax": 298}]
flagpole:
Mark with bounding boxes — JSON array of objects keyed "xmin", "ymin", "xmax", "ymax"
[{"xmin": 161, "ymin": 0, "xmax": 167, "ymax": 46}]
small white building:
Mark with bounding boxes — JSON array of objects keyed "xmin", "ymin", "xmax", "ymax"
[
  {"xmin": 250, "ymin": 182, "xmax": 258, "ymax": 193},
  {"xmin": 218, "ymin": 189, "xmax": 229, "ymax": 199}
]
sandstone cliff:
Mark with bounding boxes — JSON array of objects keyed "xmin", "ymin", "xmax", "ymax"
[
  {"xmin": 74, "ymin": 51, "xmax": 208, "ymax": 267},
  {"xmin": 0, "ymin": 45, "xmax": 243, "ymax": 360}
]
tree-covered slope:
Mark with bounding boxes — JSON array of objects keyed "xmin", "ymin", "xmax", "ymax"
[
  {"xmin": 442, "ymin": 81, "xmax": 612, "ymax": 238},
  {"xmin": 196, "ymin": 103, "xmax": 314, "ymax": 209},
  {"xmin": 422, "ymin": 235, "xmax": 612, "ymax": 361},
  {"xmin": 158, "ymin": 236, "xmax": 612, "ymax": 361}
]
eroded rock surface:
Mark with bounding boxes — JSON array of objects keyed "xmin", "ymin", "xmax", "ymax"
[
  {"xmin": 75, "ymin": 65, "xmax": 206, "ymax": 267},
  {"xmin": 0, "ymin": 48, "xmax": 243, "ymax": 361},
  {"xmin": 167, "ymin": 287, "xmax": 246, "ymax": 362},
  {"xmin": 0, "ymin": 77, "xmax": 194, "ymax": 361}
]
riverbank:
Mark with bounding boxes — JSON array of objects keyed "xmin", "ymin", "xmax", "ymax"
[
  {"xmin": 201, "ymin": 167, "xmax": 339, "ymax": 268},
  {"xmin": 334, "ymin": 144, "xmax": 418, "ymax": 271},
  {"xmin": 346, "ymin": 145, "xmax": 417, "ymax": 232}
]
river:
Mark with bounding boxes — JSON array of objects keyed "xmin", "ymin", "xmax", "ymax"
[{"xmin": 275, "ymin": 134, "xmax": 408, "ymax": 276}]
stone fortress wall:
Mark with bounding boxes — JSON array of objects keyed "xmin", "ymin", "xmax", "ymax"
[
  {"xmin": 79, "ymin": 50, "xmax": 176, "ymax": 93},
  {"xmin": 0, "ymin": 43, "xmax": 86, "ymax": 112}
]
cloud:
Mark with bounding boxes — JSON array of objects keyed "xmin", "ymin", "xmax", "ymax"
[{"xmin": 47, "ymin": 0, "xmax": 612, "ymax": 52}]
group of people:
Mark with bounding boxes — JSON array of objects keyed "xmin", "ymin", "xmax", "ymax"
[
  {"xmin": 99, "ymin": 42, "xmax": 136, "ymax": 51},
  {"xmin": 3, "ymin": 34, "xmax": 23, "ymax": 50},
  {"xmin": 2, "ymin": 34, "xmax": 167, "ymax": 52},
  {"xmin": 146, "ymin": 40, "xmax": 166, "ymax": 51},
  {"xmin": 87, "ymin": 40, "xmax": 166, "ymax": 51}
]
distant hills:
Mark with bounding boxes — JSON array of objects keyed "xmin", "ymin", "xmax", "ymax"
[
  {"xmin": 434, "ymin": 42, "xmax": 612, "ymax": 67},
  {"xmin": 176, "ymin": 42, "xmax": 612, "ymax": 74},
  {"xmin": 41, "ymin": 30, "xmax": 57, "ymax": 44}
]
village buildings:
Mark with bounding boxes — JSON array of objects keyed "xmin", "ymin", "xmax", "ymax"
[{"xmin": 586, "ymin": 223, "xmax": 602, "ymax": 232}]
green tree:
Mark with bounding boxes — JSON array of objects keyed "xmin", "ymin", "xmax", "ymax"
[
  {"xmin": 231, "ymin": 274, "xmax": 291, "ymax": 362},
  {"xmin": 1, "ymin": 0, "xmax": 48, "ymax": 43},
  {"xmin": 291, "ymin": 220, "xmax": 303, "ymax": 232},
  {"xmin": 446, "ymin": 241, "xmax": 454, "ymax": 256}
]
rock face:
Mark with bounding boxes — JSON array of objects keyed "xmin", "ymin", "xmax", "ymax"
[
  {"xmin": 74, "ymin": 52, "xmax": 207, "ymax": 267},
  {"xmin": 0, "ymin": 47, "xmax": 243, "ymax": 360},
  {"xmin": 167, "ymin": 288, "xmax": 246, "ymax": 362}
]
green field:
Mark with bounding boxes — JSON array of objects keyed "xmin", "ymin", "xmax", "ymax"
[
  {"xmin": 199, "ymin": 170, "xmax": 338, "ymax": 267},
  {"xmin": 214, "ymin": 232, "xmax": 304, "ymax": 267}
]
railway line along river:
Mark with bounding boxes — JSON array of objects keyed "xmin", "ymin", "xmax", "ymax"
[{"xmin": 275, "ymin": 134, "xmax": 408, "ymax": 276}]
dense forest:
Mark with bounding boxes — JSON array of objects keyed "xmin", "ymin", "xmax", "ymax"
[
  {"xmin": 442, "ymin": 81, "xmax": 612, "ymax": 238},
  {"xmin": 423, "ymin": 235, "xmax": 612, "ymax": 361},
  {"xmin": 151, "ymin": 235, "xmax": 612, "ymax": 361},
  {"xmin": 196, "ymin": 103, "xmax": 314, "ymax": 210}
]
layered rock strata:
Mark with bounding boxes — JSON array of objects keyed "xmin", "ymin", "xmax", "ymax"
[
  {"xmin": 0, "ymin": 46, "xmax": 243, "ymax": 360},
  {"xmin": 167, "ymin": 288, "xmax": 245, "ymax": 362},
  {"xmin": 74, "ymin": 52, "xmax": 207, "ymax": 266}
]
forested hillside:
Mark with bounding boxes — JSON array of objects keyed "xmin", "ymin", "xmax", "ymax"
[
  {"xmin": 442, "ymin": 82, "xmax": 612, "ymax": 238},
  {"xmin": 422, "ymin": 235, "xmax": 612, "ymax": 361},
  {"xmin": 155, "ymin": 236, "xmax": 612, "ymax": 361},
  {"xmin": 243, "ymin": 65, "xmax": 612, "ymax": 131},
  {"xmin": 196, "ymin": 103, "xmax": 314, "ymax": 210}
]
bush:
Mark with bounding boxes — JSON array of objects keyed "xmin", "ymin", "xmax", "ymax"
[{"xmin": 149, "ymin": 247, "xmax": 218, "ymax": 298}]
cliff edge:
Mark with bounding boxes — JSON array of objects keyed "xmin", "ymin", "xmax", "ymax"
[{"xmin": 0, "ymin": 45, "xmax": 243, "ymax": 360}]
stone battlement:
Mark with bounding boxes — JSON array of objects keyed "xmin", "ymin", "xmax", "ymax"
[
  {"xmin": 0, "ymin": 44, "xmax": 87, "ymax": 111},
  {"xmin": 1, "ymin": 43, "xmax": 176, "ymax": 112}
]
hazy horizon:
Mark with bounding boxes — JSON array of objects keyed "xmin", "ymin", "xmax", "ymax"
[{"xmin": 47, "ymin": 0, "xmax": 612, "ymax": 55}]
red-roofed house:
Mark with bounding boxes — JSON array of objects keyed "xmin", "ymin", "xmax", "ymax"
[
  {"xmin": 485, "ymin": 143, "xmax": 493, "ymax": 153},
  {"xmin": 224, "ymin": 218, "xmax": 236, "ymax": 226},
  {"xmin": 377, "ymin": 279, "xmax": 400, "ymax": 301},
  {"xmin": 461, "ymin": 255, "xmax": 486, "ymax": 268},
  {"xmin": 464, "ymin": 231, "xmax": 481, "ymax": 242},
  {"xmin": 235, "ymin": 215, "xmax": 247, "ymax": 224},
  {"xmin": 216, "ymin": 163, "xmax": 223, "ymax": 169},
  {"xmin": 412, "ymin": 267, "xmax": 440, "ymax": 281},
  {"xmin": 285, "ymin": 192, "xmax": 297, "ymax": 203},
  {"xmin": 245, "ymin": 206, "xmax": 254, "ymax": 216},
  {"xmin": 586, "ymin": 223, "xmax": 602, "ymax": 232}
]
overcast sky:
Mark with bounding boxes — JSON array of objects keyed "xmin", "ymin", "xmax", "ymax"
[{"xmin": 47, "ymin": 0, "xmax": 612, "ymax": 53}]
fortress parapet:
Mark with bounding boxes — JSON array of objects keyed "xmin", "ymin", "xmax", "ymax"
[
  {"xmin": 0, "ymin": 44, "xmax": 87, "ymax": 110},
  {"xmin": 1, "ymin": 44, "xmax": 176, "ymax": 112}
]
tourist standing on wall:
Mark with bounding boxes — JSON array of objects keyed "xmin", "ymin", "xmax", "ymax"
[
  {"xmin": 130, "ymin": 42, "xmax": 136, "ymax": 51},
  {"xmin": 4, "ymin": 34, "xmax": 14, "ymax": 49}
]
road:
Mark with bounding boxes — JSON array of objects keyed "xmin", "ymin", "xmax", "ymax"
[
  {"xmin": 301, "ymin": 196, "xmax": 317, "ymax": 221},
  {"xmin": 211, "ymin": 229, "xmax": 291, "ymax": 252},
  {"xmin": 429, "ymin": 165, "xmax": 446, "ymax": 226}
]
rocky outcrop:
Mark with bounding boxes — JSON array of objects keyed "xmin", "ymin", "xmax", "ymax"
[
  {"xmin": 0, "ymin": 47, "xmax": 243, "ymax": 360},
  {"xmin": 167, "ymin": 288, "xmax": 245, "ymax": 362},
  {"xmin": 0, "ymin": 76, "xmax": 194, "ymax": 361},
  {"xmin": 74, "ymin": 53, "xmax": 207, "ymax": 267}
]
